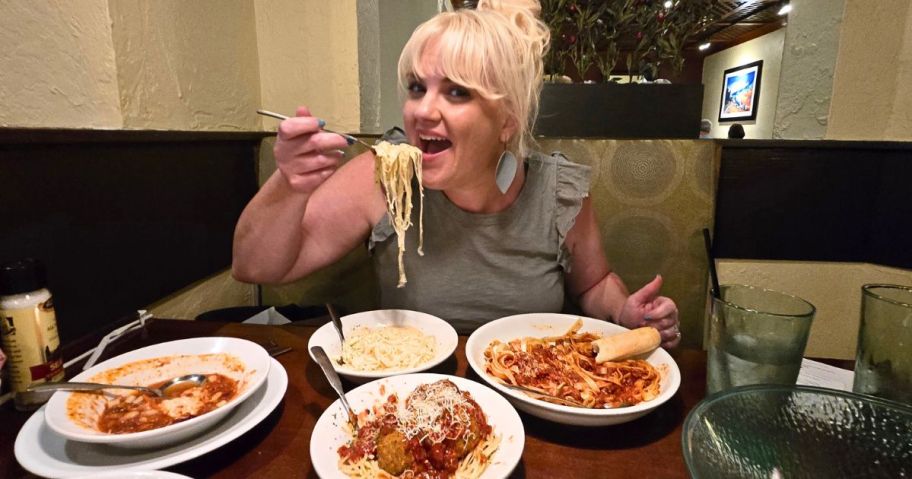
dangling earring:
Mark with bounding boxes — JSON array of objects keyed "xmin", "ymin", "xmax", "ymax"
[{"xmin": 494, "ymin": 146, "xmax": 517, "ymax": 194}]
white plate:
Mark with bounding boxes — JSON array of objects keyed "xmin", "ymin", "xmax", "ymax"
[
  {"xmin": 71, "ymin": 471, "xmax": 193, "ymax": 479},
  {"xmin": 15, "ymin": 358, "xmax": 287, "ymax": 478},
  {"xmin": 46, "ymin": 337, "xmax": 271, "ymax": 448},
  {"xmin": 307, "ymin": 309, "xmax": 458, "ymax": 383},
  {"xmin": 310, "ymin": 373, "xmax": 525, "ymax": 479},
  {"xmin": 466, "ymin": 313, "xmax": 681, "ymax": 426}
]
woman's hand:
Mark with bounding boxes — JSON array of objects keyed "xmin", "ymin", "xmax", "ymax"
[
  {"xmin": 616, "ymin": 275, "xmax": 682, "ymax": 349},
  {"xmin": 273, "ymin": 106, "xmax": 349, "ymax": 194}
]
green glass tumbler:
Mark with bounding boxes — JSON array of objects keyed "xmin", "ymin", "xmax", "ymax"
[
  {"xmin": 853, "ymin": 284, "xmax": 912, "ymax": 404},
  {"xmin": 707, "ymin": 285, "xmax": 816, "ymax": 395}
]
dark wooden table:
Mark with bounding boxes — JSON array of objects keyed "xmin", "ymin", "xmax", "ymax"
[{"xmin": 1, "ymin": 318, "xmax": 711, "ymax": 478}]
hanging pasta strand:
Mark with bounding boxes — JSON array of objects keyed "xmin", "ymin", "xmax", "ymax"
[{"xmin": 373, "ymin": 141, "xmax": 424, "ymax": 288}]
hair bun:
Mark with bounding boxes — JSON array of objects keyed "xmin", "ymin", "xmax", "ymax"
[
  {"xmin": 476, "ymin": 0, "xmax": 541, "ymax": 17},
  {"xmin": 475, "ymin": 0, "xmax": 549, "ymax": 56}
]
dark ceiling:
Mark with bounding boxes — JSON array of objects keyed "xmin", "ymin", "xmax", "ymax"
[{"xmin": 690, "ymin": 0, "xmax": 788, "ymax": 52}]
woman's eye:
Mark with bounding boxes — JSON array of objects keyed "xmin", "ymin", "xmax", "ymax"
[
  {"xmin": 448, "ymin": 86, "xmax": 471, "ymax": 99},
  {"xmin": 407, "ymin": 82, "xmax": 425, "ymax": 96}
]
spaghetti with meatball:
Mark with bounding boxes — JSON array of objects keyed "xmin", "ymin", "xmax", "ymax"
[
  {"xmin": 338, "ymin": 379, "xmax": 499, "ymax": 479},
  {"xmin": 484, "ymin": 320, "xmax": 662, "ymax": 408}
]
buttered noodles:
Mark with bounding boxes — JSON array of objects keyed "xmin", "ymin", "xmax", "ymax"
[
  {"xmin": 373, "ymin": 141, "xmax": 424, "ymax": 288},
  {"xmin": 340, "ymin": 326, "xmax": 436, "ymax": 371}
]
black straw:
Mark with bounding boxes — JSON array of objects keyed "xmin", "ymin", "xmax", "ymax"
[{"xmin": 702, "ymin": 228, "xmax": 721, "ymax": 299}]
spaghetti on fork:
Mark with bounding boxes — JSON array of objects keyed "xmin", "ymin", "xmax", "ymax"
[{"xmin": 373, "ymin": 141, "xmax": 424, "ymax": 288}]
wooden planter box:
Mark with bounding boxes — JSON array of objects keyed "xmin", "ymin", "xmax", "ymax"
[{"xmin": 535, "ymin": 82, "xmax": 704, "ymax": 139}]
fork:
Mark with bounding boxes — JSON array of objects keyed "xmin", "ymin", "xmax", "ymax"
[
  {"xmin": 256, "ymin": 109, "xmax": 376, "ymax": 151},
  {"xmin": 262, "ymin": 338, "xmax": 292, "ymax": 358},
  {"xmin": 498, "ymin": 381, "xmax": 581, "ymax": 407}
]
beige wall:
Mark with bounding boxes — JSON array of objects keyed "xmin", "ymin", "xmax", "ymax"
[
  {"xmin": 110, "ymin": 0, "xmax": 261, "ymax": 130},
  {"xmin": 773, "ymin": 0, "xmax": 845, "ymax": 139},
  {"xmin": 255, "ymin": 0, "xmax": 361, "ymax": 132},
  {"xmin": 718, "ymin": 260, "xmax": 912, "ymax": 359},
  {"xmin": 701, "ymin": 29, "xmax": 786, "ymax": 139},
  {"xmin": 0, "ymin": 0, "xmax": 123, "ymax": 128},
  {"xmin": 827, "ymin": 0, "xmax": 912, "ymax": 140},
  {"xmin": 148, "ymin": 270, "xmax": 257, "ymax": 320},
  {"xmin": 0, "ymin": 0, "xmax": 263, "ymax": 131}
]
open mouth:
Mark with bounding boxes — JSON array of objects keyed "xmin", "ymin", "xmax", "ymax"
[{"xmin": 419, "ymin": 135, "xmax": 453, "ymax": 155}]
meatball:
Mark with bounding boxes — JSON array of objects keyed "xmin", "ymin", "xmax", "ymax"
[
  {"xmin": 454, "ymin": 405, "xmax": 483, "ymax": 458},
  {"xmin": 377, "ymin": 430, "xmax": 413, "ymax": 476}
]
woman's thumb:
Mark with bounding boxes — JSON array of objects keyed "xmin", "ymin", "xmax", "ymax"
[{"xmin": 629, "ymin": 275, "xmax": 663, "ymax": 304}]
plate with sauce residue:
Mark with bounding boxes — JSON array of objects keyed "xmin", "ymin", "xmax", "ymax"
[
  {"xmin": 44, "ymin": 337, "xmax": 270, "ymax": 449},
  {"xmin": 15, "ymin": 358, "xmax": 287, "ymax": 478}
]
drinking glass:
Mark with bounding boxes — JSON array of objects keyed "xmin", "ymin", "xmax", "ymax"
[
  {"xmin": 853, "ymin": 284, "xmax": 912, "ymax": 403},
  {"xmin": 707, "ymin": 285, "xmax": 816, "ymax": 394}
]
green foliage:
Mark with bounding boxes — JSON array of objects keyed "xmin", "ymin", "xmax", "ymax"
[{"xmin": 542, "ymin": 0, "xmax": 720, "ymax": 82}]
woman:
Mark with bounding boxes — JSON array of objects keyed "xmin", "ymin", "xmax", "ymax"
[{"xmin": 232, "ymin": 0, "xmax": 681, "ymax": 348}]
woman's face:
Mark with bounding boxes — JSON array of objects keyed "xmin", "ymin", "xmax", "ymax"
[{"xmin": 402, "ymin": 42, "xmax": 514, "ymax": 192}]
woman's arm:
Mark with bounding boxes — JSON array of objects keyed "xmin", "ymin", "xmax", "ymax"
[
  {"xmin": 232, "ymin": 107, "xmax": 385, "ymax": 284},
  {"xmin": 565, "ymin": 198, "xmax": 682, "ymax": 348},
  {"xmin": 232, "ymin": 152, "xmax": 382, "ymax": 284}
]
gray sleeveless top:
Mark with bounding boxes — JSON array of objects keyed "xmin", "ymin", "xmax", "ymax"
[{"xmin": 368, "ymin": 149, "xmax": 591, "ymax": 333}]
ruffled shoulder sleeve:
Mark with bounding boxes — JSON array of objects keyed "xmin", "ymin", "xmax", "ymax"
[{"xmin": 551, "ymin": 152, "xmax": 591, "ymax": 272}]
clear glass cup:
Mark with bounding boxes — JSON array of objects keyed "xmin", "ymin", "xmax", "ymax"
[
  {"xmin": 707, "ymin": 285, "xmax": 816, "ymax": 394},
  {"xmin": 853, "ymin": 284, "xmax": 912, "ymax": 404}
]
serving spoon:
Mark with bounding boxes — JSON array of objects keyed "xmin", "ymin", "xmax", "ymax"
[
  {"xmin": 311, "ymin": 345, "xmax": 358, "ymax": 431},
  {"xmin": 26, "ymin": 374, "xmax": 208, "ymax": 399}
]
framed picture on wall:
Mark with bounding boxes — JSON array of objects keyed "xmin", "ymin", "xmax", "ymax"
[{"xmin": 718, "ymin": 60, "xmax": 763, "ymax": 122}]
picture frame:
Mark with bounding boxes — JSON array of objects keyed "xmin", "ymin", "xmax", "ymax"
[{"xmin": 718, "ymin": 60, "xmax": 763, "ymax": 122}]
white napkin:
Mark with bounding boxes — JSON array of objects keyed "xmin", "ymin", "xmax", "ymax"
[
  {"xmin": 796, "ymin": 358, "xmax": 854, "ymax": 391},
  {"xmin": 242, "ymin": 307, "xmax": 292, "ymax": 325}
]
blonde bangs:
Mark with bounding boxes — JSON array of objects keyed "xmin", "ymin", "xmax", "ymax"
[{"xmin": 399, "ymin": 13, "xmax": 507, "ymax": 103}]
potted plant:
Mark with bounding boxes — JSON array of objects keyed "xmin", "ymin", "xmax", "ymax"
[{"xmin": 536, "ymin": 0, "xmax": 718, "ymax": 138}]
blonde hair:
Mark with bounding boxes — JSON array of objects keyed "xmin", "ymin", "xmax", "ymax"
[{"xmin": 398, "ymin": 0, "xmax": 550, "ymax": 159}]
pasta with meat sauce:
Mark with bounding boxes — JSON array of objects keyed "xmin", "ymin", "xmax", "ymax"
[
  {"xmin": 338, "ymin": 379, "xmax": 499, "ymax": 479},
  {"xmin": 484, "ymin": 320, "xmax": 662, "ymax": 408},
  {"xmin": 98, "ymin": 373, "xmax": 238, "ymax": 433}
]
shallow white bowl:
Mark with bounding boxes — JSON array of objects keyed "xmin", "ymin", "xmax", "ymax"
[
  {"xmin": 45, "ymin": 337, "xmax": 270, "ymax": 449},
  {"xmin": 466, "ymin": 313, "xmax": 681, "ymax": 426},
  {"xmin": 311, "ymin": 373, "xmax": 525, "ymax": 479},
  {"xmin": 307, "ymin": 309, "xmax": 458, "ymax": 383},
  {"xmin": 72, "ymin": 472, "xmax": 192, "ymax": 479}
]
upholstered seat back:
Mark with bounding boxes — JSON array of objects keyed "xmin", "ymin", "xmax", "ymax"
[{"xmin": 262, "ymin": 139, "xmax": 720, "ymax": 347}]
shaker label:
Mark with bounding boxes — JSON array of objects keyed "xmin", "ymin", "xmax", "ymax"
[{"xmin": 0, "ymin": 298, "xmax": 64, "ymax": 393}]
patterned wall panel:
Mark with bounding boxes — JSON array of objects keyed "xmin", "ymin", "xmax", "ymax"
[{"xmin": 539, "ymin": 139, "xmax": 720, "ymax": 347}]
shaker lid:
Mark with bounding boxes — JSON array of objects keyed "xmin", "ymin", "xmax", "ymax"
[{"xmin": 0, "ymin": 258, "xmax": 47, "ymax": 295}]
